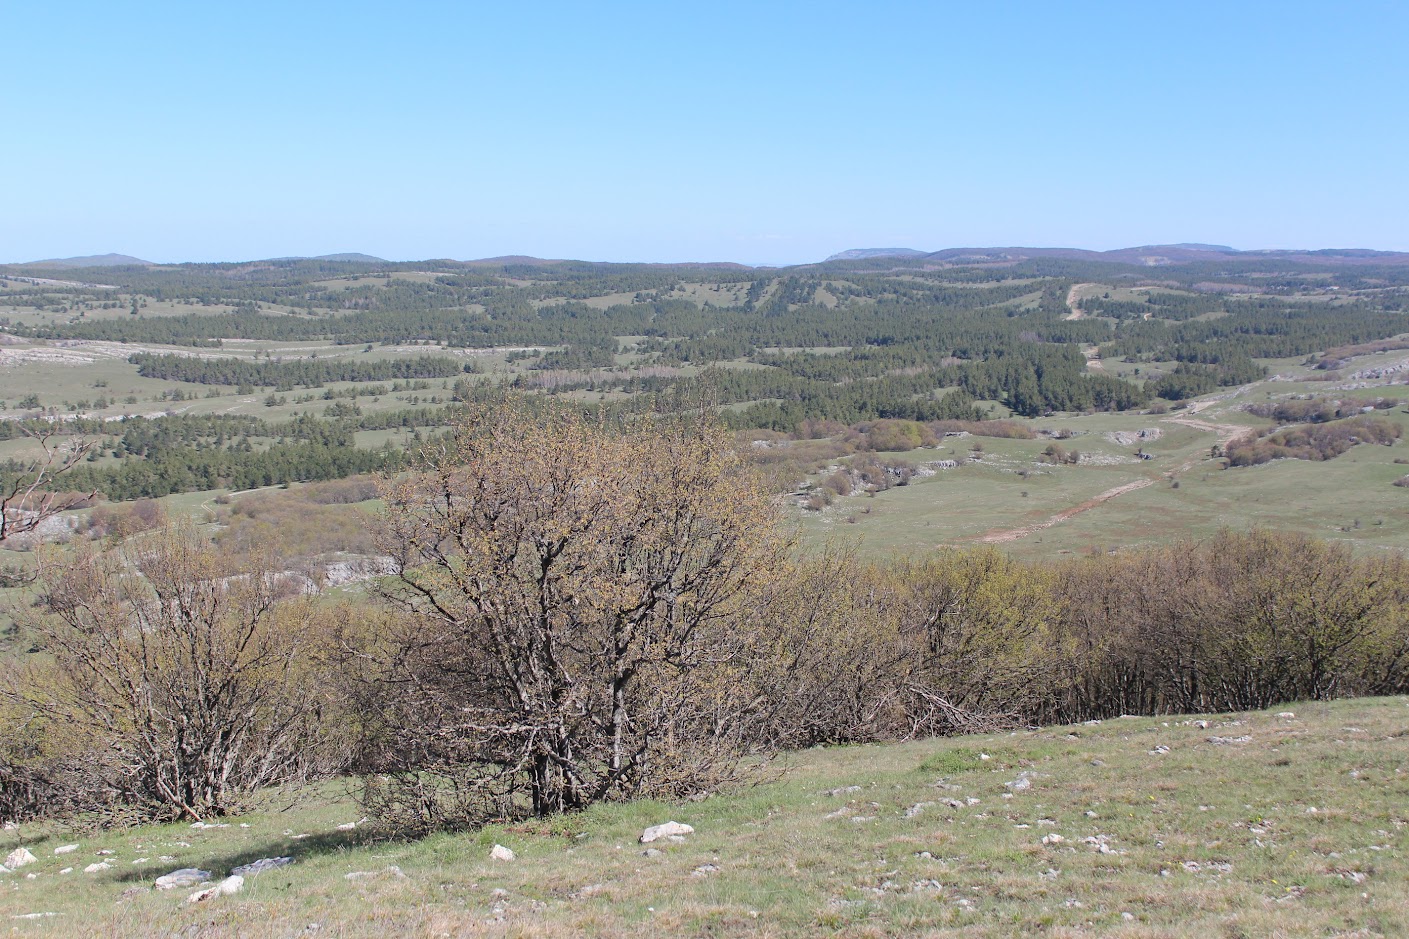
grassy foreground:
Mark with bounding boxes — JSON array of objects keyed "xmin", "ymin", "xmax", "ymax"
[{"xmin": 3, "ymin": 699, "xmax": 1407, "ymax": 937}]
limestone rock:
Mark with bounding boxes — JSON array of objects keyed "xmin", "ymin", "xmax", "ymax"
[
  {"xmin": 187, "ymin": 874, "xmax": 243, "ymax": 903},
  {"xmin": 639, "ymin": 821, "xmax": 693, "ymax": 844},
  {"xmin": 4, "ymin": 848, "xmax": 36, "ymax": 869},
  {"xmin": 490, "ymin": 844, "xmax": 515, "ymax": 861},
  {"xmin": 231, "ymin": 856, "xmax": 293, "ymax": 877},
  {"xmin": 155, "ymin": 868, "xmax": 212, "ymax": 890}
]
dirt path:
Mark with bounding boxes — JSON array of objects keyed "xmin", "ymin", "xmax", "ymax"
[
  {"xmin": 975, "ymin": 477, "xmax": 1156, "ymax": 543},
  {"xmin": 971, "ymin": 407, "xmax": 1258, "ymax": 544},
  {"xmin": 1063, "ymin": 283, "xmax": 1091, "ymax": 320}
]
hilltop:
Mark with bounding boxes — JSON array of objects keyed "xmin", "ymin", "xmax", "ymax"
[{"xmin": 22, "ymin": 253, "xmax": 151, "ymax": 268}]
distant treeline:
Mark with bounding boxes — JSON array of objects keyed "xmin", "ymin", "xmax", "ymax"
[{"xmin": 129, "ymin": 352, "xmax": 467, "ymax": 387}]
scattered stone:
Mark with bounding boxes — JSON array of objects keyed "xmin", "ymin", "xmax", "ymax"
[
  {"xmin": 825, "ymin": 786, "xmax": 862, "ymax": 797},
  {"xmin": 187, "ymin": 875, "xmax": 243, "ymax": 903},
  {"xmin": 1278, "ymin": 712, "xmax": 1296, "ymax": 719},
  {"xmin": 10, "ymin": 913, "xmax": 57, "ymax": 921},
  {"xmin": 642, "ymin": 848, "xmax": 663, "ymax": 858},
  {"xmin": 850, "ymin": 816, "xmax": 877, "ymax": 823},
  {"xmin": 1041, "ymin": 834, "xmax": 1065, "ymax": 845},
  {"xmin": 904, "ymin": 802, "xmax": 936, "ymax": 817},
  {"xmin": 1005, "ymin": 775, "xmax": 1032, "ymax": 792},
  {"xmin": 232, "ymin": 856, "xmax": 294, "ymax": 877},
  {"xmin": 4, "ymin": 848, "xmax": 37, "ymax": 869},
  {"xmin": 1150, "ymin": 745, "xmax": 1170, "ymax": 755},
  {"xmin": 83, "ymin": 862, "xmax": 111, "ymax": 874},
  {"xmin": 639, "ymin": 821, "xmax": 693, "ymax": 844},
  {"xmin": 1122, "ymin": 912, "xmax": 1135, "ymax": 921},
  {"xmin": 53, "ymin": 845, "xmax": 78, "ymax": 856},
  {"xmin": 155, "ymin": 868, "xmax": 213, "ymax": 890},
  {"xmin": 570, "ymin": 883, "xmax": 606, "ymax": 899},
  {"xmin": 691, "ymin": 864, "xmax": 720, "ymax": 876},
  {"xmin": 1209, "ymin": 735, "xmax": 1252, "ymax": 745},
  {"xmin": 1193, "ymin": 720, "xmax": 1211, "ymax": 729},
  {"xmin": 490, "ymin": 844, "xmax": 515, "ymax": 862},
  {"xmin": 58, "ymin": 868, "xmax": 72, "ymax": 875},
  {"xmin": 335, "ymin": 822, "xmax": 358, "ymax": 832},
  {"xmin": 824, "ymin": 806, "xmax": 850, "ymax": 820},
  {"xmin": 120, "ymin": 886, "xmax": 150, "ymax": 899}
]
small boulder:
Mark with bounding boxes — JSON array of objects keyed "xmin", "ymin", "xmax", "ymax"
[
  {"xmin": 155, "ymin": 868, "xmax": 212, "ymax": 890},
  {"xmin": 54, "ymin": 845, "xmax": 79, "ymax": 856},
  {"xmin": 639, "ymin": 821, "xmax": 693, "ymax": 844},
  {"xmin": 4, "ymin": 848, "xmax": 36, "ymax": 869},
  {"xmin": 187, "ymin": 874, "xmax": 243, "ymax": 903},
  {"xmin": 83, "ymin": 862, "xmax": 111, "ymax": 874},
  {"xmin": 231, "ymin": 856, "xmax": 293, "ymax": 877},
  {"xmin": 490, "ymin": 844, "xmax": 515, "ymax": 861}
]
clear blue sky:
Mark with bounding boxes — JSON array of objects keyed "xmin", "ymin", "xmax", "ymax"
[{"xmin": 4, "ymin": 1, "xmax": 1406, "ymax": 265}]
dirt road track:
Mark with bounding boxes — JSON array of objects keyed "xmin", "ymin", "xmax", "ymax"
[{"xmin": 971, "ymin": 410, "xmax": 1259, "ymax": 544}]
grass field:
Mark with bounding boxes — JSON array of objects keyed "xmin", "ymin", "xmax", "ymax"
[
  {"xmin": 797, "ymin": 351, "xmax": 1409, "ymax": 560},
  {"xmin": 2, "ymin": 698, "xmax": 1405, "ymax": 936}
]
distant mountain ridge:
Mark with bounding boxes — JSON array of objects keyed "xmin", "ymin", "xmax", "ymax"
[
  {"xmin": 824, "ymin": 248, "xmax": 928, "ymax": 262},
  {"xmin": 826, "ymin": 244, "xmax": 1409, "ymax": 267},
  {"xmin": 25, "ymin": 253, "xmax": 152, "ymax": 268}
]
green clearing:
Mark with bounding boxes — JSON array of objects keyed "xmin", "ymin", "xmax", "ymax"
[{"xmin": 3, "ymin": 698, "xmax": 1405, "ymax": 937}]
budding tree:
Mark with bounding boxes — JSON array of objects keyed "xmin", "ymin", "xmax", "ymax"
[{"xmin": 371, "ymin": 398, "xmax": 787, "ymax": 828}]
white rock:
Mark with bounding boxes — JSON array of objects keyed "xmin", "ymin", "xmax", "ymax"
[
  {"xmin": 335, "ymin": 822, "xmax": 358, "ymax": 831},
  {"xmin": 53, "ymin": 845, "xmax": 79, "ymax": 856},
  {"xmin": 83, "ymin": 862, "xmax": 110, "ymax": 874},
  {"xmin": 4, "ymin": 848, "xmax": 36, "ymax": 869},
  {"xmin": 186, "ymin": 874, "xmax": 243, "ymax": 903},
  {"xmin": 155, "ymin": 868, "xmax": 212, "ymax": 890},
  {"xmin": 1278, "ymin": 712, "xmax": 1296, "ymax": 719},
  {"xmin": 1042, "ymin": 834, "xmax": 1065, "ymax": 845},
  {"xmin": 59, "ymin": 868, "xmax": 72, "ymax": 875},
  {"xmin": 490, "ymin": 844, "xmax": 515, "ymax": 861},
  {"xmin": 639, "ymin": 821, "xmax": 694, "ymax": 844}
]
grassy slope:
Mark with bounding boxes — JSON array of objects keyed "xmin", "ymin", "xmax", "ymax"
[{"xmin": 3, "ymin": 698, "xmax": 1406, "ymax": 937}]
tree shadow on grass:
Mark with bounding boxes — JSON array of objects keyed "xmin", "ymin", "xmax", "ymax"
[{"xmin": 105, "ymin": 826, "xmax": 393, "ymax": 885}]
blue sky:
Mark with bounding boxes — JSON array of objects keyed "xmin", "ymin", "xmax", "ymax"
[{"xmin": 3, "ymin": 1, "xmax": 1406, "ymax": 265}]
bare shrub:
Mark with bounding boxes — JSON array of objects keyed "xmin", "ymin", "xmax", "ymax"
[{"xmin": 8, "ymin": 525, "xmax": 349, "ymax": 822}]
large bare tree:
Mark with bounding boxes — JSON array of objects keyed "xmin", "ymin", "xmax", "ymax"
[{"xmin": 370, "ymin": 398, "xmax": 787, "ymax": 828}]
